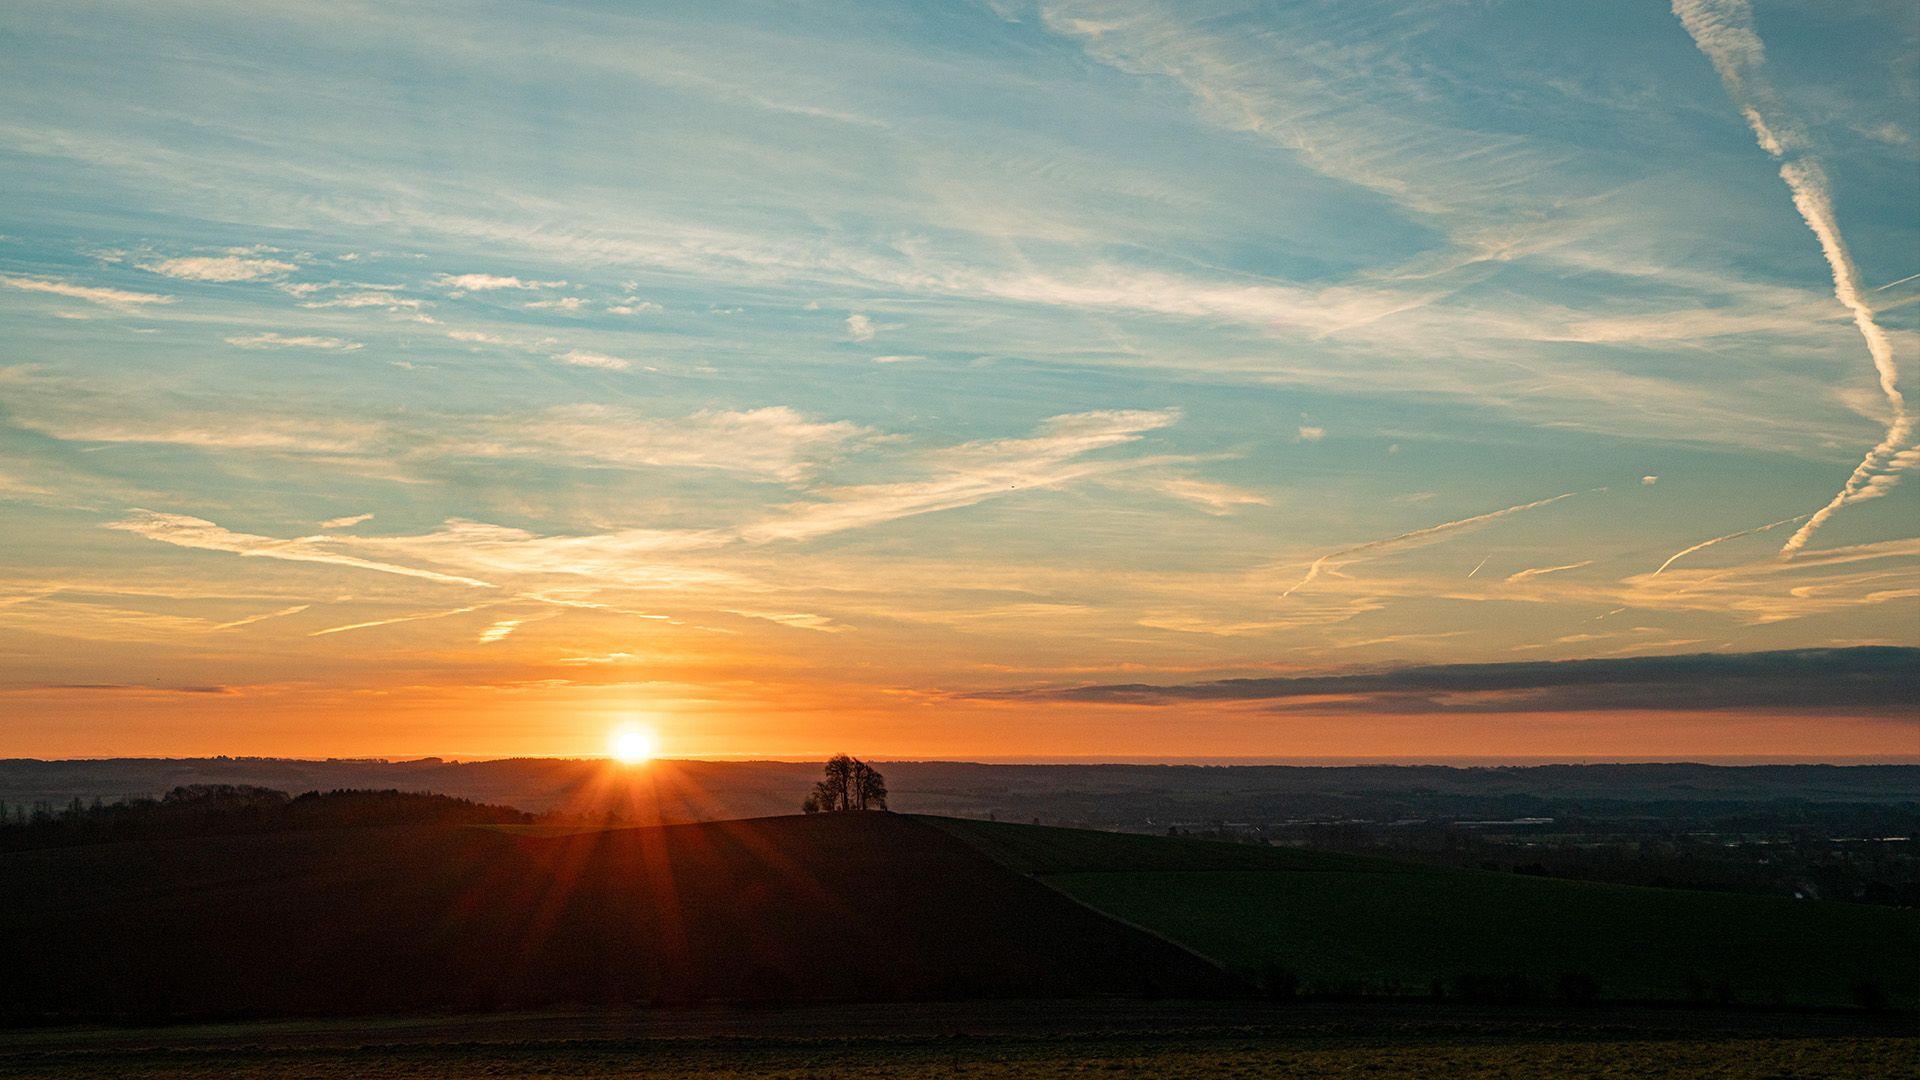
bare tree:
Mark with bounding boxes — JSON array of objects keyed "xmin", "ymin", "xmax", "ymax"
[
  {"xmin": 856, "ymin": 762, "xmax": 888, "ymax": 811},
  {"xmin": 801, "ymin": 755, "xmax": 887, "ymax": 813}
]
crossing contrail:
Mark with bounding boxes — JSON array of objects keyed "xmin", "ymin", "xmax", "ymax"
[
  {"xmin": 1671, "ymin": 1, "xmax": 1912, "ymax": 556},
  {"xmin": 1280, "ymin": 490, "xmax": 1587, "ymax": 598}
]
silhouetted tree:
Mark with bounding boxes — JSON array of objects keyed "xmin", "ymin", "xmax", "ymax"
[
  {"xmin": 801, "ymin": 755, "xmax": 887, "ymax": 812},
  {"xmin": 854, "ymin": 761, "xmax": 887, "ymax": 811}
]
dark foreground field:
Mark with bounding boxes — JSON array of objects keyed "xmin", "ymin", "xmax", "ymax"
[
  {"xmin": 4, "ymin": 809, "xmax": 1913, "ymax": 1076},
  {"xmin": 0, "ymin": 813, "xmax": 1226, "ymax": 1019},
  {"xmin": 1, "ymin": 1001, "xmax": 1911, "ymax": 1079},
  {"xmin": 929, "ymin": 817, "xmax": 1919, "ymax": 1007}
]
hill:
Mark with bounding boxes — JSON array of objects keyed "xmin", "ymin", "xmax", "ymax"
[
  {"xmin": 8, "ymin": 758, "xmax": 1917, "ymax": 824},
  {"xmin": 927, "ymin": 817, "xmax": 1919, "ymax": 1008},
  {"xmin": 0, "ymin": 812, "xmax": 1228, "ymax": 1021}
]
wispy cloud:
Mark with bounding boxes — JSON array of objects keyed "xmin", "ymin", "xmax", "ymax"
[
  {"xmin": 141, "ymin": 255, "xmax": 295, "ymax": 282},
  {"xmin": 434, "ymin": 273, "xmax": 565, "ymax": 291},
  {"xmin": 476, "ymin": 617, "xmax": 522, "ymax": 643},
  {"xmin": 0, "ymin": 274, "xmax": 173, "ymax": 307},
  {"xmin": 225, "ymin": 332, "xmax": 363, "ymax": 350},
  {"xmin": 553, "ymin": 348, "xmax": 639, "ymax": 371},
  {"xmin": 470, "ymin": 404, "xmax": 872, "ymax": 481},
  {"xmin": 108, "ymin": 510, "xmax": 494, "ymax": 588},
  {"xmin": 740, "ymin": 409, "xmax": 1183, "ymax": 543},
  {"xmin": 320, "ymin": 513, "xmax": 373, "ymax": 529},
  {"xmin": 300, "ymin": 291, "xmax": 429, "ymax": 312}
]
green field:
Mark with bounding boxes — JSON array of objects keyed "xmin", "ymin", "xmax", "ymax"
[{"xmin": 926, "ymin": 816, "xmax": 1920, "ymax": 1007}]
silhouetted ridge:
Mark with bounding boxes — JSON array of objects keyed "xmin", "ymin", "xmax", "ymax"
[{"xmin": 0, "ymin": 811, "xmax": 1233, "ymax": 1020}]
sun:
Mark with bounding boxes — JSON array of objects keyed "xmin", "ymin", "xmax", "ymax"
[{"xmin": 608, "ymin": 726, "xmax": 658, "ymax": 764}]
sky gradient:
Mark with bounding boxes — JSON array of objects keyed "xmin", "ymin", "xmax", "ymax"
[{"xmin": 1, "ymin": 1, "xmax": 1915, "ymax": 760}]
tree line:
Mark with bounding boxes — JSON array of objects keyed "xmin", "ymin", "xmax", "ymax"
[
  {"xmin": 0, "ymin": 785, "xmax": 530, "ymax": 851},
  {"xmin": 802, "ymin": 754, "xmax": 887, "ymax": 813}
]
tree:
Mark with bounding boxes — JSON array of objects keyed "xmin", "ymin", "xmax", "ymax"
[
  {"xmin": 801, "ymin": 755, "xmax": 887, "ymax": 813},
  {"xmin": 854, "ymin": 761, "xmax": 887, "ymax": 811}
]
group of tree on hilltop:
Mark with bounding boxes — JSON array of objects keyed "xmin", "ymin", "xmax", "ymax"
[{"xmin": 802, "ymin": 754, "xmax": 887, "ymax": 813}]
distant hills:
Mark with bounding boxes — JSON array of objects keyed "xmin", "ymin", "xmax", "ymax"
[{"xmin": 5, "ymin": 758, "xmax": 1917, "ymax": 828}]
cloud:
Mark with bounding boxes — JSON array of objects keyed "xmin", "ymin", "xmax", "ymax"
[
  {"xmin": 553, "ymin": 348, "xmax": 638, "ymax": 371},
  {"xmin": 607, "ymin": 299, "xmax": 662, "ymax": 315},
  {"xmin": 301, "ymin": 292, "xmax": 429, "ymax": 312},
  {"xmin": 476, "ymin": 404, "xmax": 871, "ymax": 481},
  {"xmin": 1280, "ymin": 490, "xmax": 1590, "ymax": 597},
  {"xmin": 527, "ymin": 296, "xmax": 586, "ymax": 311},
  {"xmin": 225, "ymin": 332, "xmax": 363, "ymax": 351},
  {"xmin": 726, "ymin": 609, "xmax": 849, "ymax": 633},
  {"xmin": 740, "ymin": 408, "xmax": 1183, "ymax": 543},
  {"xmin": 434, "ymin": 273, "xmax": 564, "ymax": 291},
  {"xmin": 477, "ymin": 617, "xmax": 522, "ymax": 643},
  {"xmin": 1296, "ymin": 425, "xmax": 1325, "ymax": 442},
  {"xmin": 1641, "ymin": 475, "xmax": 1659, "ymax": 486},
  {"xmin": 321, "ymin": 513, "xmax": 373, "ymax": 529},
  {"xmin": 1139, "ymin": 475, "xmax": 1270, "ymax": 515},
  {"xmin": 108, "ymin": 510, "xmax": 493, "ymax": 587},
  {"xmin": 872, "ymin": 354, "xmax": 925, "ymax": 364},
  {"xmin": 978, "ymin": 646, "xmax": 1920, "ymax": 715},
  {"xmin": 141, "ymin": 255, "xmax": 295, "ymax": 282},
  {"xmin": 846, "ymin": 313, "xmax": 875, "ymax": 341},
  {"xmin": 0, "ymin": 274, "xmax": 173, "ymax": 307}
]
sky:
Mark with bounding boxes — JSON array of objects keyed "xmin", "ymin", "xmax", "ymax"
[{"xmin": 0, "ymin": 0, "xmax": 1915, "ymax": 761}]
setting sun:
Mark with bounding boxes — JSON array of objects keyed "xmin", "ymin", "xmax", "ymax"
[{"xmin": 608, "ymin": 726, "xmax": 658, "ymax": 764}]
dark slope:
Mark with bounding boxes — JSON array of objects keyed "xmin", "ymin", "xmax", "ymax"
[
  {"xmin": 0, "ymin": 813, "xmax": 1231, "ymax": 1021},
  {"xmin": 928, "ymin": 817, "xmax": 1919, "ymax": 1007}
]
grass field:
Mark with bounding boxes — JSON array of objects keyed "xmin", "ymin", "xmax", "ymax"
[
  {"xmin": 3, "ymin": 1002, "xmax": 1910, "ymax": 1079},
  {"xmin": 927, "ymin": 816, "xmax": 1920, "ymax": 1007},
  {"xmin": 3, "ymin": 1036, "xmax": 1906, "ymax": 1078}
]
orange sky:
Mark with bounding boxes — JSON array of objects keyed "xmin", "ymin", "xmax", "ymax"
[{"xmin": 5, "ymin": 679, "xmax": 1913, "ymax": 762}]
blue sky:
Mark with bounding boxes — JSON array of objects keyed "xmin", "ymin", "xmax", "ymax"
[{"xmin": 0, "ymin": 1, "xmax": 1915, "ymax": 757}]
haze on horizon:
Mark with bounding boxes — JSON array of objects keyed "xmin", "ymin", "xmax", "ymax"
[{"xmin": 0, "ymin": 1, "xmax": 1915, "ymax": 762}]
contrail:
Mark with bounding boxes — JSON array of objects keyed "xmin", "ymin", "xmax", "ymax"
[
  {"xmin": 1650, "ymin": 514, "xmax": 1808, "ymax": 575},
  {"xmin": 1671, "ymin": 1, "xmax": 1912, "ymax": 555},
  {"xmin": 312, "ymin": 603, "xmax": 490, "ymax": 636},
  {"xmin": 1505, "ymin": 560, "xmax": 1592, "ymax": 584},
  {"xmin": 1280, "ymin": 490, "xmax": 1587, "ymax": 598},
  {"xmin": 209, "ymin": 604, "xmax": 310, "ymax": 631},
  {"xmin": 1874, "ymin": 272, "xmax": 1920, "ymax": 293},
  {"xmin": 1466, "ymin": 556, "xmax": 1490, "ymax": 579}
]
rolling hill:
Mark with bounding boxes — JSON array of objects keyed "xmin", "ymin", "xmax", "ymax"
[
  {"xmin": 0, "ymin": 813, "xmax": 1230, "ymax": 1021},
  {"xmin": 4, "ymin": 810, "xmax": 1911, "ymax": 1023}
]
